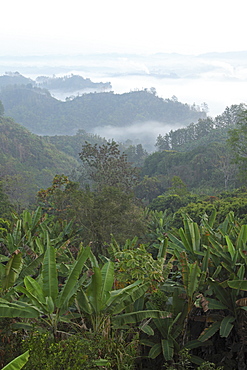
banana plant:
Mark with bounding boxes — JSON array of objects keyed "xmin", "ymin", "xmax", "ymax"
[
  {"xmin": 1, "ymin": 207, "xmax": 78, "ymax": 265},
  {"xmin": 188, "ymin": 217, "xmax": 247, "ymax": 367},
  {"xmin": 76, "ymin": 259, "xmax": 169, "ymax": 337},
  {"xmin": 0, "ymin": 243, "xmax": 91, "ymax": 337},
  {"xmin": 141, "ymin": 285, "xmax": 187, "ymax": 363}
]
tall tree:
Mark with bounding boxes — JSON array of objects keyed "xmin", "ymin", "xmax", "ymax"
[
  {"xmin": 228, "ymin": 109, "xmax": 247, "ymax": 181},
  {"xmin": 79, "ymin": 141, "xmax": 139, "ymax": 192}
]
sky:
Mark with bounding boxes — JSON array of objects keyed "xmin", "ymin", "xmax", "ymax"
[{"xmin": 1, "ymin": 0, "xmax": 247, "ymax": 56}]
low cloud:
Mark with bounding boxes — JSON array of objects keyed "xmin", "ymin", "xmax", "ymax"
[{"xmin": 91, "ymin": 121, "xmax": 184, "ymax": 152}]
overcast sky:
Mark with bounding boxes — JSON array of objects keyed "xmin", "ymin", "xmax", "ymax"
[{"xmin": 1, "ymin": 0, "xmax": 247, "ymax": 56}]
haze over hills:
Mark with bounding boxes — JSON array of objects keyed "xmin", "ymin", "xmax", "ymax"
[
  {"xmin": 0, "ymin": 80, "xmax": 206, "ymax": 151},
  {"xmin": 0, "ymin": 51, "xmax": 246, "ymax": 118}
]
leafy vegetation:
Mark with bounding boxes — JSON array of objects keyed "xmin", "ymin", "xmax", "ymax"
[
  {"xmin": 0, "ymin": 116, "xmax": 78, "ymax": 209},
  {"xmin": 1, "ymin": 93, "xmax": 247, "ymax": 368}
]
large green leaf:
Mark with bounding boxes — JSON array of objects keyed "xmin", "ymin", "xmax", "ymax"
[
  {"xmin": 2, "ymin": 350, "xmax": 29, "ymax": 370},
  {"xmin": 157, "ymin": 237, "xmax": 168, "ymax": 259},
  {"xmin": 179, "ymin": 252, "xmax": 189, "ymax": 291},
  {"xmin": 209, "ymin": 279, "xmax": 234, "ymax": 310},
  {"xmin": 228, "ymin": 280, "xmax": 247, "ymax": 291},
  {"xmin": 167, "ymin": 232, "xmax": 185, "ymax": 253},
  {"xmin": 225, "ymin": 235, "xmax": 236, "ymax": 260},
  {"xmin": 220, "ymin": 315, "xmax": 235, "ymax": 337},
  {"xmin": 237, "ymin": 265, "xmax": 245, "ymax": 280},
  {"xmin": 161, "ymin": 339, "xmax": 174, "ymax": 361},
  {"xmin": 101, "ymin": 261, "xmax": 114, "ymax": 303},
  {"xmin": 198, "ymin": 321, "xmax": 221, "ymax": 342},
  {"xmin": 23, "ymin": 276, "xmax": 46, "ymax": 304},
  {"xmin": 57, "ymin": 246, "xmax": 90, "ymax": 311},
  {"xmin": 0, "ymin": 299, "xmax": 39, "ymax": 318},
  {"xmin": 113, "ymin": 310, "xmax": 169, "ymax": 326},
  {"xmin": 87, "ymin": 266, "xmax": 102, "ymax": 315},
  {"xmin": 16, "ymin": 277, "xmax": 46, "ymax": 311},
  {"xmin": 19, "ymin": 254, "xmax": 44, "ymax": 279},
  {"xmin": 140, "ymin": 323, "xmax": 154, "ymax": 336},
  {"xmin": 110, "ymin": 281, "xmax": 150, "ymax": 315},
  {"xmin": 179, "ymin": 228, "xmax": 192, "ymax": 253},
  {"xmin": 149, "ymin": 343, "xmax": 161, "ymax": 359},
  {"xmin": 236, "ymin": 224, "xmax": 247, "ymax": 249},
  {"xmin": 187, "ymin": 262, "xmax": 200, "ymax": 299},
  {"xmin": 207, "ymin": 298, "xmax": 228, "ymax": 310},
  {"xmin": 42, "ymin": 243, "xmax": 58, "ymax": 301},
  {"xmin": 76, "ymin": 288, "xmax": 93, "ymax": 315},
  {"xmin": 2, "ymin": 250, "xmax": 23, "ymax": 290}
]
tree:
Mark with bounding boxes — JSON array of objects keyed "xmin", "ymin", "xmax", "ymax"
[
  {"xmin": 0, "ymin": 100, "xmax": 4, "ymax": 116},
  {"xmin": 79, "ymin": 141, "xmax": 139, "ymax": 192},
  {"xmin": 169, "ymin": 175, "xmax": 188, "ymax": 196},
  {"xmin": 228, "ymin": 110, "xmax": 247, "ymax": 181},
  {"xmin": 0, "ymin": 182, "xmax": 12, "ymax": 218},
  {"xmin": 38, "ymin": 175, "xmax": 146, "ymax": 251}
]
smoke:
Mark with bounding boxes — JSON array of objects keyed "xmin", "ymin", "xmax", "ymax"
[{"xmin": 91, "ymin": 121, "xmax": 184, "ymax": 152}]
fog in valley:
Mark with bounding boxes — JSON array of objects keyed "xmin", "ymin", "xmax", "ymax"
[
  {"xmin": 91, "ymin": 121, "xmax": 182, "ymax": 152},
  {"xmin": 1, "ymin": 51, "xmax": 247, "ymax": 149}
]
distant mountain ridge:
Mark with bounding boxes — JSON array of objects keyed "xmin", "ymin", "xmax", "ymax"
[
  {"xmin": 0, "ymin": 71, "xmax": 111, "ymax": 92},
  {"xmin": 0, "ymin": 83, "xmax": 206, "ymax": 135}
]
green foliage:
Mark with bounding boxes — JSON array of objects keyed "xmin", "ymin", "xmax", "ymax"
[
  {"xmin": 110, "ymin": 237, "xmax": 168, "ymax": 286},
  {"xmin": 79, "ymin": 141, "xmax": 139, "ymax": 192},
  {"xmin": 143, "ymin": 142, "xmax": 239, "ymax": 194},
  {"xmin": 0, "ymin": 100, "xmax": 4, "ymax": 116},
  {"xmin": 0, "ymin": 116, "xmax": 77, "ymax": 208},
  {"xmin": 22, "ymin": 333, "xmax": 113, "ymax": 369},
  {"xmin": 155, "ymin": 104, "xmax": 246, "ymax": 152},
  {"xmin": 1, "ymin": 350, "xmax": 29, "ymax": 370},
  {"xmin": 0, "ymin": 86, "xmax": 205, "ymax": 135},
  {"xmin": 135, "ymin": 175, "xmax": 166, "ymax": 203},
  {"xmin": 0, "ymin": 182, "xmax": 13, "ymax": 218},
  {"xmin": 173, "ymin": 190, "xmax": 247, "ymax": 228},
  {"xmin": 38, "ymin": 176, "xmax": 146, "ymax": 250},
  {"xmin": 228, "ymin": 108, "xmax": 247, "ymax": 180}
]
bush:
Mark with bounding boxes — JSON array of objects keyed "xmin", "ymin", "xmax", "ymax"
[{"xmin": 22, "ymin": 332, "xmax": 138, "ymax": 369}]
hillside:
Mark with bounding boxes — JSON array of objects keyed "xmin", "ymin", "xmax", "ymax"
[
  {"xmin": 0, "ymin": 116, "xmax": 78, "ymax": 208},
  {"xmin": 0, "ymin": 71, "xmax": 111, "ymax": 91},
  {"xmin": 0, "ymin": 85, "xmax": 206, "ymax": 135}
]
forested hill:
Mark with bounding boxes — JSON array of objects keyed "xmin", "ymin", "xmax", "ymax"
[
  {"xmin": 0, "ymin": 71, "xmax": 111, "ymax": 91},
  {"xmin": 0, "ymin": 85, "xmax": 206, "ymax": 135},
  {"xmin": 155, "ymin": 104, "xmax": 246, "ymax": 152},
  {"xmin": 0, "ymin": 116, "xmax": 78, "ymax": 207}
]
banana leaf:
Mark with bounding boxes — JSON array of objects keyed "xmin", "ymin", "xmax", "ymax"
[
  {"xmin": 113, "ymin": 310, "xmax": 169, "ymax": 326},
  {"xmin": 149, "ymin": 343, "xmax": 161, "ymax": 359},
  {"xmin": 0, "ymin": 299, "xmax": 40, "ymax": 318},
  {"xmin": 2, "ymin": 350, "xmax": 29, "ymax": 370},
  {"xmin": 101, "ymin": 261, "xmax": 114, "ymax": 303},
  {"xmin": 161, "ymin": 339, "xmax": 174, "ymax": 361},
  {"xmin": 42, "ymin": 243, "xmax": 58, "ymax": 301},
  {"xmin": 198, "ymin": 321, "xmax": 221, "ymax": 341},
  {"xmin": 2, "ymin": 250, "xmax": 23, "ymax": 290},
  {"xmin": 228, "ymin": 280, "xmax": 247, "ymax": 291},
  {"xmin": 220, "ymin": 315, "xmax": 235, "ymax": 337},
  {"xmin": 57, "ymin": 246, "xmax": 90, "ymax": 312}
]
